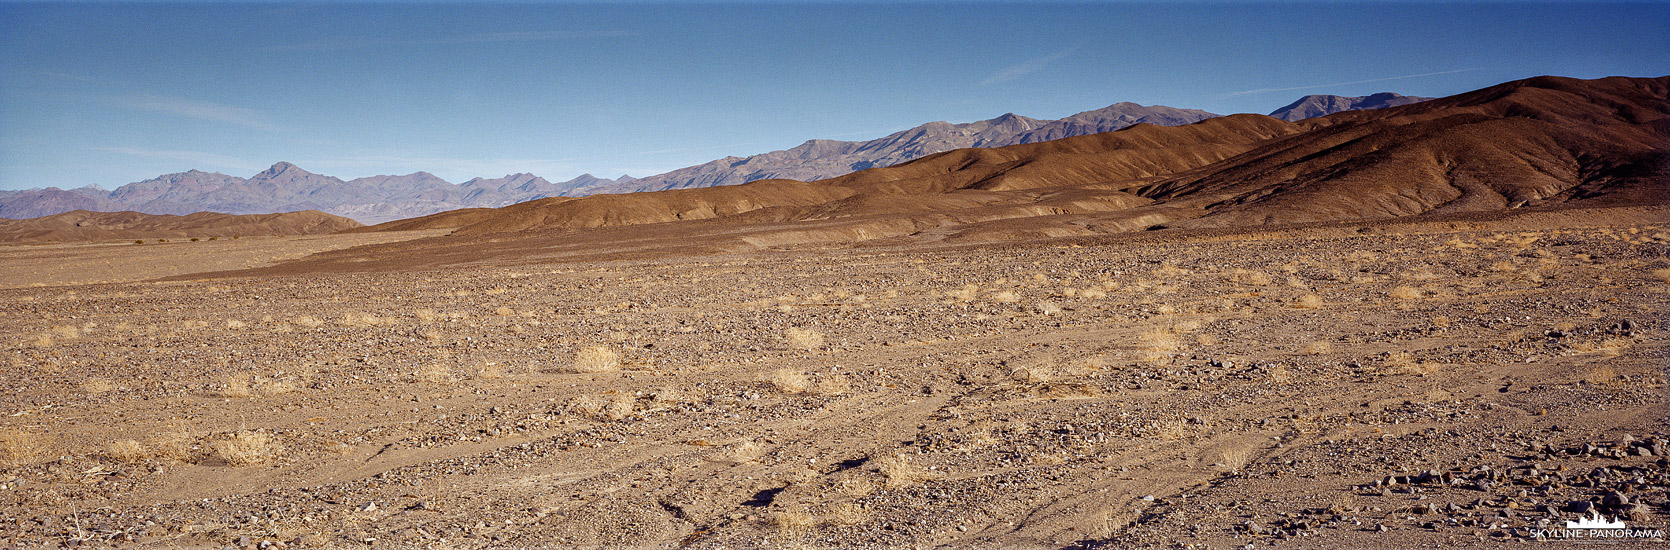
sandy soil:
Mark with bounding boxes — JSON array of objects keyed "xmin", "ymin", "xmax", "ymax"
[
  {"xmin": 0, "ymin": 211, "xmax": 1665, "ymax": 549},
  {"xmin": 0, "ymin": 230, "xmax": 449, "ymax": 289}
]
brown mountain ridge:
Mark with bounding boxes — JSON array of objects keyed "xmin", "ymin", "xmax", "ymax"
[
  {"xmin": 0, "ymin": 209, "xmax": 363, "ymax": 244},
  {"xmin": 376, "ymin": 75, "xmax": 1665, "ymax": 250}
]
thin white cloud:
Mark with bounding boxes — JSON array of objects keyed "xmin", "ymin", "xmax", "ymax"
[
  {"xmin": 109, "ymin": 95, "xmax": 281, "ymax": 131},
  {"xmin": 1222, "ymin": 68, "xmax": 1484, "ymax": 97},
  {"xmin": 95, "ymin": 147, "xmax": 265, "ymax": 172},
  {"xmin": 270, "ymin": 30, "xmax": 636, "ymax": 52},
  {"xmin": 980, "ymin": 47, "xmax": 1077, "ymax": 86}
]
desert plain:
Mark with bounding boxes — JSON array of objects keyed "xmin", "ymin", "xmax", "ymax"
[{"xmin": 1, "ymin": 202, "xmax": 1666, "ymax": 549}]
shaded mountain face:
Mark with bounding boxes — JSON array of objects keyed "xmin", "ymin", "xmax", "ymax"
[
  {"xmin": 572, "ymin": 103, "xmax": 1219, "ymax": 195},
  {"xmin": 391, "ymin": 75, "xmax": 1666, "ymax": 250},
  {"xmin": 1269, "ymin": 92, "xmax": 1433, "ymax": 121}
]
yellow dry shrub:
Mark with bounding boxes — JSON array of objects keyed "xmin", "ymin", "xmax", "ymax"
[
  {"xmin": 568, "ymin": 346, "xmax": 621, "ymax": 373},
  {"xmin": 785, "ymin": 327, "xmax": 825, "ymax": 351},
  {"xmin": 213, "ymin": 431, "xmax": 278, "ymax": 466},
  {"xmin": 878, "ymin": 454, "xmax": 940, "ymax": 489},
  {"xmin": 104, "ymin": 439, "xmax": 150, "ymax": 463},
  {"xmin": 771, "ymin": 369, "xmax": 811, "ymax": 394},
  {"xmin": 1226, "ymin": 269, "xmax": 1272, "ymax": 286}
]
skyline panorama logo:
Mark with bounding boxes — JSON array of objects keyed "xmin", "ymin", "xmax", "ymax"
[{"xmin": 1527, "ymin": 510, "xmax": 1665, "ymax": 542}]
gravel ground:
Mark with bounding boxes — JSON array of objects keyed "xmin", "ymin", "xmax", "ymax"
[{"xmin": 0, "ymin": 216, "xmax": 1665, "ymax": 549}]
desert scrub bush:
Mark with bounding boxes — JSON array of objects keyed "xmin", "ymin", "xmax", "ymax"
[
  {"xmin": 878, "ymin": 454, "xmax": 940, "ymax": 489},
  {"xmin": 103, "ymin": 439, "xmax": 150, "ymax": 463},
  {"xmin": 726, "ymin": 440, "xmax": 766, "ymax": 464},
  {"xmin": 1303, "ymin": 341, "xmax": 1333, "ymax": 355},
  {"xmin": 1033, "ymin": 301, "xmax": 1062, "ymax": 315},
  {"xmin": 567, "ymin": 346, "xmax": 621, "ymax": 373},
  {"xmin": 775, "ymin": 510, "xmax": 819, "ymax": 540},
  {"xmin": 770, "ymin": 369, "xmax": 811, "ymax": 393},
  {"xmin": 1217, "ymin": 446, "xmax": 1252, "ymax": 474},
  {"xmin": 291, "ymin": 315, "xmax": 325, "ymax": 329},
  {"xmin": 473, "ymin": 362, "xmax": 507, "ymax": 380},
  {"xmin": 217, "ymin": 375, "xmax": 254, "ymax": 398},
  {"xmin": 0, "ymin": 428, "xmax": 39, "ymax": 465},
  {"xmin": 415, "ymin": 362, "xmax": 454, "ymax": 383},
  {"xmin": 990, "ymin": 290, "xmax": 1021, "ymax": 304},
  {"xmin": 1153, "ymin": 262, "xmax": 1191, "ymax": 277},
  {"xmin": 827, "ymin": 502, "xmax": 871, "ymax": 526},
  {"xmin": 81, "ymin": 377, "xmax": 116, "ymax": 395},
  {"xmin": 1652, "ymin": 268, "xmax": 1670, "ymax": 283},
  {"xmin": 224, "ymin": 319, "xmax": 247, "ymax": 329},
  {"xmin": 1225, "ymin": 268, "xmax": 1272, "ymax": 286},
  {"xmin": 833, "ymin": 477, "xmax": 877, "ymax": 497},
  {"xmin": 1388, "ymin": 285, "xmax": 1423, "ymax": 300},
  {"xmin": 1293, "ymin": 294, "xmax": 1324, "ymax": 309},
  {"xmin": 571, "ymin": 393, "xmax": 634, "ymax": 420},
  {"xmin": 785, "ymin": 327, "xmax": 825, "ymax": 351},
  {"xmin": 813, "ymin": 374, "xmax": 850, "ymax": 396},
  {"xmin": 212, "ymin": 430, "xmax": 279, "ymax": 466}
]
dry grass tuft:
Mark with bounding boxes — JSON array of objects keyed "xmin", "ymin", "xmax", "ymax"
[
  {"xmin": 416, "ymin": 363, "xmax": 454, "ymax": 383},
  {"xmin": 568, "ymin": 346, "xmax": 621, "ymax": 373},
  {"xmin": 1225, "ymin": 269, "xmax": 1272, "ymax": 286},
  {"xmin": 257, "ymin": 379, "xmax": 299, "ymax": 396},
  {"xmin": 1652, "ymin": 268, "xmax": 1670, "ymax": 283},
  {"xmin": 775, "ymin": 510, "xmax": 820, "ymax": 539},
  {"xmin": 212, "ymin": 431, "xmax": 279, "ymax": 466},
  {"xmin": 1586, "ymin": 366, "xmax": 1621, "ymax": 387},
  {"xmin": 1140, "ymin": 328, "xmax": 1181, "ymax": 352},
  {"xmin": 827, "ymin": 502, "xmax": 871, "ymax": 526},
  {"xmin": 81, "ymin": 377, "xmax": 116, "ymax": 394},
  {"xmin": 1033, "ymin": 301, "xmax": 1062, "ymax": 315},
  {"xmin": 991, "ymin": 290, "xmax": 1021, "ymax": 304},
  {"xmin": 878, "ymin": 454, "xmax": 940, "ymax": 489},
  {"xmin": 785, "ymin": 327, "xmax": 825, "ymax": 351},
  {"xmin": 474, "ymin": 362, "xmax": 507, "ymax": 380},
  {"xmin": 1, "ymin": 429, "xmax": 39, "ymax": 465},
  {"xmin": 1267, "ymin": 365, "xmax": 1293, "ymax": 384},
  {"xmin": 1389, "ymin": 286, "xmax": 1423, "ymax": 300},
  {"xmin": 771, "ymin": 369, "xmax": 811, "ymax": 394},
  {"xmin": 1153, "ymin": 262, "xmax": 1191, "ymax": 277},
  {"xmin": 833, "ymin": 477, "xmax": 877, "ymax": 497},
  {"xmin": 104, "ymin": 439, "xmax": 151, "ymax": 463},
  {"xmin": 949, "ymin": 284, "xmax": 980, "ymax": 302},
  {"xmin": 1218, "ymin": 447, "xmax": 1252, "ymax": 475},
  {"xmin": 1294, "ymin": 294, "xmax": 1324, "ymax": 309},
  {"xmin": 814, "ymin": 374, "xmax": 851, "ymax": 396},
  {"xmin": 572, "ymin": 394, "xmax": 635, "ymax": 420},
  {"xmin": 1303, "ymin": 341, "xmax": 1333, "ymax": 355},
  {"xmin": 218, "ymin": 375, "xmax": 254, "ymax": 398}
]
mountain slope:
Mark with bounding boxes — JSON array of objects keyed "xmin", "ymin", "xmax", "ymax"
[
  {"xmin": 574, "ymin": 103, "xmax": 1219, "ymax": 195},
  {"xmin": 1269, "ymin": 92, "xmax": 1433, "ymax": 121},
  {"xmin": 417, "ymin": 75, "xmax": 1666, "ymax": 246},
  {"xmin": 0, "ymin": 209, "xmax": 363, "ymax": 243}
]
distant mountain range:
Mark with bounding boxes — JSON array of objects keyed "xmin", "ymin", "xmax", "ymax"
[
  {"xmin": 0, "ymin": 93, "xmax": 1425, "ymax": 224},
  {"xmin": 1269, "ymin": 92, "xmax": 1433, "ymax": 122}
]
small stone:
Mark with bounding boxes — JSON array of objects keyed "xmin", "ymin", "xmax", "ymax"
[{"xmin": 1564, "ymin": 500, "xmax": 1593, "ymax": 514}]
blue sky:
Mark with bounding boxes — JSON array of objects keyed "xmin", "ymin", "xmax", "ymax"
[{"xmin": 2, "ymin": 1, "xmax": 1666, "ymax": 191}]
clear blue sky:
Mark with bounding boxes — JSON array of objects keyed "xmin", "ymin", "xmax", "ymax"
[{"xmin": 2, "ymin": 1, "xmax": 1666, "ymax": 190}]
